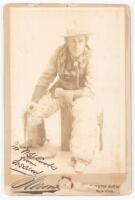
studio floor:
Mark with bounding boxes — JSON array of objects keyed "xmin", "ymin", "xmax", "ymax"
[{"xmin": 11, "ymin": 141, "xmax": 124, "ymax": 176}]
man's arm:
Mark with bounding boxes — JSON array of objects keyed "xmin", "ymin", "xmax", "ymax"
[
  {"xmin": 54, "ymin": 64, "xmax": 95, "ymax": 104},
  {"xmin": 31, "ymin": 85, "xmax": 47, "ymax": 103},
  {"xmin": 31, "ymin": 48, "xmax": 59, "ymax": 103},
  {"xmin": 73, "ymin": 63, "xmax": 95, "ymax": 100}
]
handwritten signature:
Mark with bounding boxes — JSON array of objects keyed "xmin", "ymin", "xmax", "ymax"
[
  {"xmin": 11, "ymin": 174, "xmax": 120, "ymax": 194},
  {"xmin": 11, "ymin": 175, "xmax": 58, "ymax": 193},
  {"xmin": 11, "ymin": 144, "xmax": 57, "ymax": 176}
]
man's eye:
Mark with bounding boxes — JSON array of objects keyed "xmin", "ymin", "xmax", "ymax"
[{"xmin": 79, "ymin": 40, "xmax": 83, "ymax": 43}]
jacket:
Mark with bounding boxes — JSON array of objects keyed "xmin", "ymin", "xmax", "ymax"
[{"xmin": 32, "ymin": 44, "xmax": 94, "ymax": 102}]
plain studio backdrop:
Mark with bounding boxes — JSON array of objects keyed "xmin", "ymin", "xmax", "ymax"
[{"xmin": 9, "ymin": 6, "xmax": 126, "ymax": 173}]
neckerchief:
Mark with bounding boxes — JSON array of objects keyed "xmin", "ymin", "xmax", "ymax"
[{"xmin": 57, "ymin": 44, "xmax": 90, "ymax": 88}]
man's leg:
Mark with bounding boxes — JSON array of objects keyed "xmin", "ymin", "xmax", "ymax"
[
  {"xmin": 70, "ymin": 97, "xmax": 97, "ymax": 170},
  {"xmin": 21, "ymin": 93, "xmax": 59, "ymax": 148}
]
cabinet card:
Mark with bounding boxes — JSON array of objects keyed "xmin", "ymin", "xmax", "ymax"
[{"xmin": 4, "ymin": 3, "xmax": 131, "ymax": 196}]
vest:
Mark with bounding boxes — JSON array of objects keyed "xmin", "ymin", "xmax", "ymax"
[{"xmin": 56, "ymin": 44, "xmax": 90, "ymax": 90}]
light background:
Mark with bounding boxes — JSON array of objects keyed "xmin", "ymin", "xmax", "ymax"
[
  {"xmin": 10, "ymin": 6, "xmax": 125, "ymax": 173},
  {"xmin": 0, "ymin": 1, "xmax": 134, "ymax": 199}
]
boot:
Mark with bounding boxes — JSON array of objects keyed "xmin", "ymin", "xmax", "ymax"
[{"xmin": 20, "ymin": 112, "xmax": 46, "ymax": 148}]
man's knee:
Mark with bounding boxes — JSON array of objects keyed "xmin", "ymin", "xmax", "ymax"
[{"xmin": 72, "ymin": 97, "xmax": 97, "ymax": 114}]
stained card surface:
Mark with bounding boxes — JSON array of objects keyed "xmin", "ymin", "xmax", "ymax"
[{"xmin": 4, "ymin": 3, "xmax": 131, "ymax": 195}]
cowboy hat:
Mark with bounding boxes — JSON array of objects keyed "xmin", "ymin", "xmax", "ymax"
[{"xmin": 63, "ymin": 21, "xmax": 90, "ymax": 37}]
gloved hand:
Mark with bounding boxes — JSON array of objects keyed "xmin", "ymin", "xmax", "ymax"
[
  {"xmin": 55, "ymin": 88, "xmax": 74, "ymax": 105},
  {"xmin": 26, "ymin": 101, "xmax": 38, "ymax": 113}
]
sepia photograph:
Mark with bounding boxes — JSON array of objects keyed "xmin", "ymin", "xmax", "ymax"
[{"xmin": 4, "ymin": 3, "xmax": 131, "ymax": 195}]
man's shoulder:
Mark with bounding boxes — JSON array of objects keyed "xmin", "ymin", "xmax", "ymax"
[{"xmin": 54, "ymin": 44, "xmax": 67, "ymax": 56}]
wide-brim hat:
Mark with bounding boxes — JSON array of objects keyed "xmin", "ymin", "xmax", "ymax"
[{"xmin": 63, "ymin": 21, "xmax": 90, "ymax": 37}]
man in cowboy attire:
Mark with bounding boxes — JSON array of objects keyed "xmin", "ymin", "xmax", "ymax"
[{"xmin": 22, "ymin": 24, "xmax": 97, "ymax": 172}]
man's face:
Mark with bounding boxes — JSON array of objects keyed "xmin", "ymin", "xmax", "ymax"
[{"xmin": 66, "ymin": 35, "xmax": 86, "ymax": 58}]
